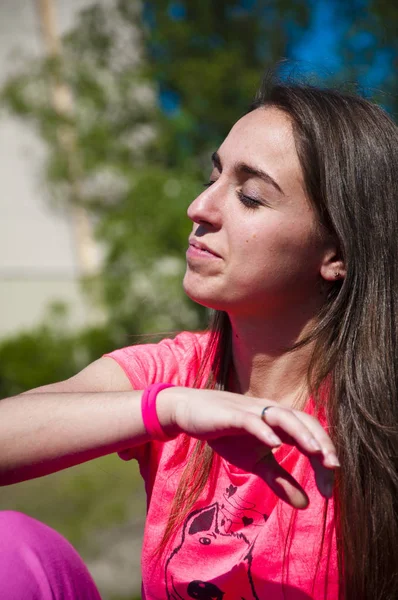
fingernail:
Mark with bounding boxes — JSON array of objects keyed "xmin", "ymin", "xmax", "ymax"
[
  {"xmin": 326, "ymin": 453, "xmax": 340, "ymax": 467},
  {"xmin": 309, "ymin": 438, "xmax": 322, "ymax": 451}
]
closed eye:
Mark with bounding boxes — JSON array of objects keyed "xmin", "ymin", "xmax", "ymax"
[
  {"xmin": 203, "ymin": 181, "xmax": 263, "ymax": 210},
  {"xmin": 237, "ymin": 190, "xmax": 261, "ymax": 210}
]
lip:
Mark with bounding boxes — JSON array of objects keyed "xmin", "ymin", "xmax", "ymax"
[{"xmin": 187, "ymin": 238, "xmax": 222, "ymax": 259}]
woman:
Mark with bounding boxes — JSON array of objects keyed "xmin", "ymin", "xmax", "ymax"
[{"xmin": 1, "ymin": 79, "xmax": 397, "ymax": 600}]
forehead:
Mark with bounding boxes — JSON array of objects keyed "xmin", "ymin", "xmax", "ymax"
[{"xmin": 218, "ymin": 107, "xmax": 303, "ymax": 193}]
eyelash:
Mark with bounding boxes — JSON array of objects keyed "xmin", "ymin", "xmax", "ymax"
[{"xmin": 203, "ymin": 181, "xmax": 261, "ymax": 210}]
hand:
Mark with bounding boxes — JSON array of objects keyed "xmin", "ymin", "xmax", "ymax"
[{"xmin": 159, "ymin": 387, "xmax": 339, "ymax": 509}]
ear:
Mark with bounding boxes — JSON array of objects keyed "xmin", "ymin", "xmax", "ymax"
[{"xmin": 319, "ymin": 246, "xmax": 346, "ymax": 282}]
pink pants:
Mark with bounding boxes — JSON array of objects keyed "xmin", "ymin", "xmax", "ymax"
[{"xmin": 0, "ymin": 511, "xmax": 102, "ymax": 599}]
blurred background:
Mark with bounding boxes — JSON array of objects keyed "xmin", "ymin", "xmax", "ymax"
[{"xmin": 0, "ymin": 1, "xmax": 396, "ymax": 598}]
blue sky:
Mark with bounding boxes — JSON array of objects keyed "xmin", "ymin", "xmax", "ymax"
[
  {"xmin": 159, "ymin": 0, "xmax": 394, "ymax": 113},
  {"xmin": 293, "ymin": 0, "xmax": 343, "ymax": 71},
  {"xmin": 292, "ymin": 0, "xmax": 393, "ymax": 90}
]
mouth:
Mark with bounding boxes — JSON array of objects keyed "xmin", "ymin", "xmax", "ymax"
[{"xmin": 188, "ymin": 239, "xmax": 222, "ymax": 258}]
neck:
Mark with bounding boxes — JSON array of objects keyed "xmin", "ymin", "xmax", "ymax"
[{"xmin": 228, "ymin": 308, "xmax": 318, "ymax": 409}]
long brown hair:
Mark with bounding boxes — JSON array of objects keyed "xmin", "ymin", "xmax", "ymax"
[{"xmin": 159, "ymin": 79, "xmax": 398, "ymax": 599}]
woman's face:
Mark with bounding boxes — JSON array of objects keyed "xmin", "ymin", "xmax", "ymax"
[{"xmin": 183, "ymin": 107, "xmax": 332, "ymax": 317}]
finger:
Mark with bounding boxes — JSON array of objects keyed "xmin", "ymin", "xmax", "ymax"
[
  {"xmin": 238, "ymin": 412, "xmax": 283, "ymax": 448},
  {"xmin": 255, "ymin": 408, "xmax": 338, "ymax": 499},
  {"xmin": 292, "ymin": 411, "xmax": 340, "ymax": 469},
  {"xmin": 253, "ymin": 453, "xmax": 309, "ymax": 509},
  {"xmin": 309, "ymin": 453, "xmax": 335, "ymax": 499},
  {"xmin": 260, "ymin": 406, "xmax": 331, "ymax": 458}
]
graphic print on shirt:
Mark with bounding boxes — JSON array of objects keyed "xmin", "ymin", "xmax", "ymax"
[{"xmin": 165, "ymin": 484, "xmax": 268, "ymax": 600}]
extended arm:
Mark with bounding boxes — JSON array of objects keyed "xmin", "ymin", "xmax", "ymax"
[
  {"xmin": 0, "ymin": 357, "xmax": 150, "ymax": 485},
  {"xmin": 0, "ymin": 356, "xmax": 340, "ymax": 508}
]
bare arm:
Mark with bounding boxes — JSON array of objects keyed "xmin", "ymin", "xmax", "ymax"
[
  {"xmin": 0, "ymin": 356, "xmax": 341, "ymax": 508},
  {"xmin": 0, "ymin": 357, "xmax": 153, "ymax": 485}
]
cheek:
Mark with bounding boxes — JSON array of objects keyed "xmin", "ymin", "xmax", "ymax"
[
  {"xmin": 234, "ymin": 223, "xmax": 265, "ymax": 253},
  {"xmin": 234, "ymin": 224, "xmax": 282, "ymax": 261},
  {"xmin": 232, "ymin": 220, "xmax": 320, "ymax": 277}
]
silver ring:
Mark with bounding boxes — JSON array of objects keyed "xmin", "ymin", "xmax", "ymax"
[{"xmin": 261, "ymin": 406, "xmax": 275, "ymax": 423}]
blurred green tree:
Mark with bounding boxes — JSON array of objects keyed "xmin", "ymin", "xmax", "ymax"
[{"xmin": 0, "ymin": 0, "xmax": 312, "ymax": 394}]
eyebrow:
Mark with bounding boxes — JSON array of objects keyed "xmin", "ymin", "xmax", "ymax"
[{"xmin": 211, "ymin": 151, "xmax": 285, "ymax": 196}]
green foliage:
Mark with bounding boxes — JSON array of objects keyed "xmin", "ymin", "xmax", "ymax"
[
  {"xmin": 0, "ymin": 304, "xmax": 118, "ymax": 398},
  {"xmin": 0, "ymin": 455, "xmax": 145, "ymax": 598},
  {"xmin": 0, "ymin": 308, "xmax": 76, "ymax": 398},
  {"xmin": 141, "ymin": 0, "xmax": 310, "ymax": 163},
  {"xmin": 0, "ymin": 0, "xmax": 310, "ymax": 346},
  {"xmin": 0, "ymin": 454, "xmax": 142, "ymax": 551}
]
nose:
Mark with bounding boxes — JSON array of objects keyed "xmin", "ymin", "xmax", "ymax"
[{"xmin": 187, "ymin": 183, "xmax": 222, "ymax": 230}]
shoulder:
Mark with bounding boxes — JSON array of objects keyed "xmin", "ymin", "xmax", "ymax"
[{"xmin": 104, "ymin": 330, "xmax": 211, "ymax": 389}]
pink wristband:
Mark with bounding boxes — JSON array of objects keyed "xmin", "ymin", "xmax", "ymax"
[{"xmin": 141, "ymin": 383, "xmax": 176, "ymax": 441}]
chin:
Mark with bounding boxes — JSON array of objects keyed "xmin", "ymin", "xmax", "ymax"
[{"xmin": 183, "ymin": 273, "xmax": 225, "ymax": 312}]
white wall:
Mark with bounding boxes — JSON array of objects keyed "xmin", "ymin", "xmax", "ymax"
[{"xmin": 0, "ymin": 1, "xmax": 112, "ymax": 337}]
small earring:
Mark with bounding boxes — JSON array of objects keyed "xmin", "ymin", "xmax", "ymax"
[{"xmin": 334, "ymin": 271, "xmax": 340, "ymax": 279}]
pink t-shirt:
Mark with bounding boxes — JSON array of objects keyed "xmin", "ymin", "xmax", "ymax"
[{"xmin": 105, "ymin": 331, "xmax": 339, "ymax": 600}]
